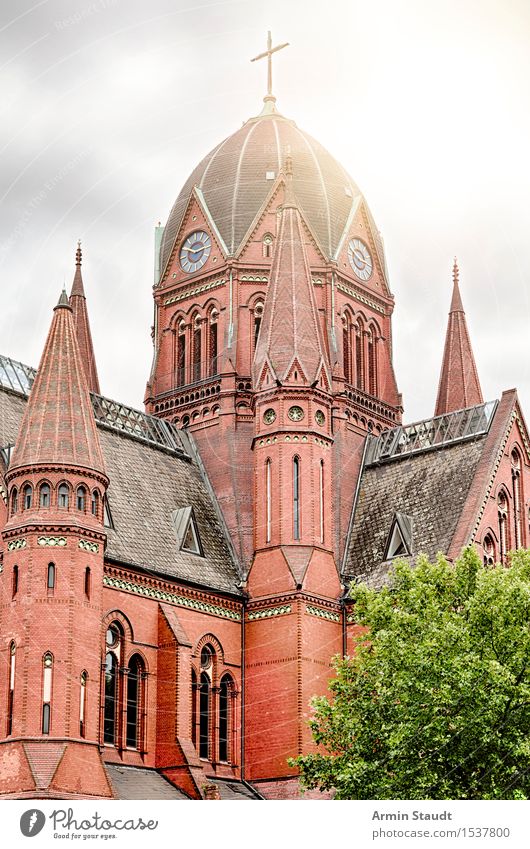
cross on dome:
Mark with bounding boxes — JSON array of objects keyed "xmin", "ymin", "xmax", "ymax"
[{"xmin": 250, "ymin": 30, "xmax": 289, "ymax": 103}]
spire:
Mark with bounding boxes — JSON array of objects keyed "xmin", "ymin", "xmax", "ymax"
[
  {"xmin": 9, "ymin": 292, "xmax": 106, "ymax": 476},
  {"xmin": 69, "ymin": 241, "xmax": 101, "ymax": 394},
  {"xmin": 434, "ymin": 259, "xmax": 483, "ymax": 416},
  {"xmin": 253, "ymin": 183, "xmax": 329, "ymax": 388}
]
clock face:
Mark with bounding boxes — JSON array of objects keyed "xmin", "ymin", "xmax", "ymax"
[
  {"xmin": 348, "ymin": 238, "xmax": 373, "ymax": 281},
  {"xmin": 180, "ymin": 231, "xmax": 212, "ymax": 273}
]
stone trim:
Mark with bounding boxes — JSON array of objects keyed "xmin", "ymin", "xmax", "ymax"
[
  {"xmin": 103, "ymin": 573, "xmax": 241, "ymax": 621},
  {"xmin": 469, "ymin": 411, "xmax": 515, "ymax": 545},
  {"xmin": 164, "ymin": 278, "xmax": 225, "ymax": 307},
  {"xmin": 37, "ymin": 536, "xmax": 67, "ymax": 547},
  {"xmin": 7, "ymin": 538, "xmax": 26, "ymax": 551},
  {"xmin": 79, "ymin": 539, "xmax": 99, "ymax": 553},
  {"xmin": 247, "ymin": 605, "xmax": 291, "ymax": 621},
  {"xmin": 337, "ymin": 281, "xmax": 386, "ymax": 315},
  {"xmin": 305, "ymin": 604, "xmax": 340, "ymax": 622}
]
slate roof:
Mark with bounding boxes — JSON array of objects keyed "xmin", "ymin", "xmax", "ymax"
[
  {"xmin": 159, "ymin": 109, "xmax": 365, "ymax": 272},
  {"xmin": 105, "ymin": 765, "xmax": 189, "ymax": 800},
  {"xmin": 0, "ymin": 387, "xmax": 241, "ymax": 595},
  {"xmin": 345, "ymin": 433, "xmax": 487, "ymax": 588}
]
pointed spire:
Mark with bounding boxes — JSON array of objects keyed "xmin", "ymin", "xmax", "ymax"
[
  {"xmin": 69, "ymin": 241, "xmax": 101, "ymax": 394},
  {"xmin": 57, "ymin": 287, "xmax": 70, "ymax": 308},
  {"xmin": 9, "ymin": 295, "xmax": 106, "ymax": 476},
  {"xmin": 434, "ymin": 259, "xmax": 483, "ymax": 416},
  {"xmin": 253, "ymin": 187, "xmax": 329, "ymax": 387}
]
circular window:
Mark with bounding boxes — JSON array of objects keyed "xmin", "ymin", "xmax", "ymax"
[
  {"xmin": 263, "ymin": 408, "xmax": 276, "ymax": 425},
  {"xmin": 200, "ymin": 646, "xmax": 213, "ymax": 668},
  {"xmin": 288, "ymin": 405, "xmax": 304, "ymax": 422},
  {"xmin": 315, "ymin": 410, "xmax": 325, "ymax": 426},
  {"xmin": 106, "ymin": 625, "xmax": 120, "ymax": 648}
]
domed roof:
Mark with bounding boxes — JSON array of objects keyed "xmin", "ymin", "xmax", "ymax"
[{"xmin": 159, "ymin": 105, "xmax": 363, "ymax": 275}]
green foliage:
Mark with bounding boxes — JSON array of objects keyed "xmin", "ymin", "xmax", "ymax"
[{"xmin": 292, "ymin": 549, "xmax": 530, "ymax": 799}]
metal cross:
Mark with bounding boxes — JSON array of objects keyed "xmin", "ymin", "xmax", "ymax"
[{"xmin": 251, "ymin": 31, "xmax": 289, "ymax": 98}]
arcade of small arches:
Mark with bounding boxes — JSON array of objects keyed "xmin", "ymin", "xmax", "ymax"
[
  {"xmin": 173, "ymin": 304, "xmax": 220, "ymax": 388},
  {"xmin": 482, "ymin": 446, "xmax": 526, "ymax": 566},
  {"xmin": 342, "ymin": 310, "xmax": 381, "ymax": 398},
  {"xmin": 9, "ymin": 480, "xmax": 103, "ymax": 520}
]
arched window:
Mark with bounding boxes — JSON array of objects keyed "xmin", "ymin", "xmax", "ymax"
[
  {"xmin": 219, "ymin": 674, "xmax": 233, "ymax": 763},
  {"xmin": 355, "ymin": 320, "xmax": 364, "ymax": 390},
  {"xmin": 177, "ymin": 320, "xmax": 186, "ymax": 387},
  {"xmin": 367, "ymin": 329, "xmax": 377, "ymax": 396},
  {"xmin": 10, "ymin": 488, "xmax": 18, "ymax": 515},
  {"xmin": 483, "ymin": 534, "xmax": 495, "ymax": 566},
  {"xmin": 126, "ymin": 654, "xmax": 145, "ymax": 750},
  {"xmin": 7, "ymin": 641, "xmax": 15, "ymax": 736},
  {"xmin": 199, "ymin": 673, "xmax": 210, "ymax": 759},
  {"xmin": 192, "ymin": 314, "xmax": 202, "ymax": 382},
  {"xmin": 342, "ymin": 316, "xmax": 352, "ymax": 383},
  {"xmin": 266, "ymin": 458, "xmax": 272, "ymax": 543},
  {"xmin": 293, "ymin": 456, "xmax": 301, "ymax": 541},
  {"xmin": 262, "ymin": 233, "xmax": 274, "ymax": 258},
  {"xmin": 511, "ymin": 449, "xmax": 523, "ymax": 549},
  {"xmin": 47, "ymin": 562, "xmax": 56, "ymax": 591},
  {"xmin": 42, "ymin": 652, "xmax": 53, "ymax": 734},
  {"xmin": 39, "ymin": 482, "xmax": 50, "ymax": 508},
  {"xmin": 58, "ymin": 483, "xmax": 69, "ymax": 508},
  {"xmin": 191, "ymin": 668, "xmax": 198, "ymax": 749},
  {"xmin": 497, "ymin": 491, "xmax": 509, "ymax": 564},
  {"xmin": 77, "ymin": 486, "xmax": 86, "ymax": 512},
  {"xmin": 208, "ymin": 310, "xmax": 218, "ymax": 377},
  {"xmin": 12, "ymin": 564, "xmax": 18, "ymax": 598},
  {"xmin": 23, "ymin": 484, "xmax": 32, "ymax": 510},
  {"xmin": 253, "ymin": 301, "xmax": 264, "ymax": 350},
  {"xmin": 91, "ymin": 489, "xmax": 100, "ymax": 518},
  {"xmin": 80, "ymin": 671, "xmax": 88, "ymax": 738},
  {"xmin": 84, "ymin": 567, "xmax": 91, "ymax": 599},
  {"xmin": 103, "ymin": 623, "xmax": 123, "ymax": 745}
]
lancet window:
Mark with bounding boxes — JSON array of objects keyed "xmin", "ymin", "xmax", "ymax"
[{"xmin": 42, "ymin": 652, "xmax": 53, "ymax": 734}]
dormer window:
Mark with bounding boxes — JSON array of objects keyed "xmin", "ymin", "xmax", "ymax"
[
  {"xmin": 384, "ymin": 513, "xmax": 413, "ymax": 560},
  {"xmin": 172, "ymin": 506, "xmax": 204, "ymax": 556}
]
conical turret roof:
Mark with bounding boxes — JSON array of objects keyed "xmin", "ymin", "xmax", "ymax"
[
  {"xmin": 69, "ymin": 241, "xmax": 100, "ymax": 394},
  {"xmin": 434, "ymin": 259, "xmax": 483, "ymax": 416},
  {"xmin": 9, "ymin": 292, "xmax": 106, "ymax": 475}
]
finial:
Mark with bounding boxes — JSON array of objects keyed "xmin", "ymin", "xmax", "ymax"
[
  {"xmin": 452, "ymin": 256, "xmax": 459, "ymax": 286},
  {"xmin": 251, "ymin": 31, "xmax": 289, "ymax": 105},
  {"xmin": 76, "ymin": 240, "xmax": 82, "ymax": 267}
]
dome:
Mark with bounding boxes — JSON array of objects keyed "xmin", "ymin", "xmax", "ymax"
[{"xmin": 159, "ymin": 105, "xmax": 362, "ymax": 275}]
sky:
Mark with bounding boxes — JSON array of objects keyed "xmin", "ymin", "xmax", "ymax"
[{"xmin": 1, "ymin": 0, "xmax": 529, "ymax": 424}]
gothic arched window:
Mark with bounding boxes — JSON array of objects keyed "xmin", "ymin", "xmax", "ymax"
[
  {"xmin": 511, "ymin": 449, "xmax": 523, "ymax": 549},
  {"xmin": 58, "ymin": 483, "xmax": 69, "ymax": 508},
  {"xmin": 219, "ymin": 673, "xmax": 233, "ymax": 763},
  {"xmin": 39, "ymin": 482, "xmax": 50, "ymax": 508},
  {"xmin": 23, "ymin": 484, "xmax": 32, "ymax": 510},
  {"xmin": 76, "ymin": 486, "xmax": 86, "ymax": 512},
  {"xmin": 319, "ymin": 459, "xmax": 325, "ymax": 544},
  {"xmin": 262, "ymin": 233, "xmax": 274, "ymax": 258},
  {"xmin": 199, "ymin": 672, "xmax": 210, "ymax": 759},
  {"xmin": 80, "ymin": 671, "xmax": 88, "ymax": 738},
  {"xmin": 355, "ymin": 320, "xmax": 364, "ymax": 391},
  {"xmin": 47, "ymin": 562, "xmax": 56, "ymax": 591},
  {"xmin": 103, "ymin": 622, "xmax": 123, "ymax": 745},
  {"xmin": 497, "ymin": 490, "xmax": 510, "ymax": 564},
  {"xmin": 293, "ymin": 456, "xmax": 301, "ymax": 540},
  {"xmin": 483, "ymin": 533, "xmax": 495, "ymax": 566},
  {"xmin": 91, "ymin": 489, "xmax": 100, "ymax": 518},
  {"xmin": 192, "ymin": 314, "xmax": 202, "ymax": 382},
  {"xmin": 126, "ymin": 654, "xmax": 145, "ymax": 750},
  {"xmin": 42, "ymin": 652, "xmax": 53, "ymax": 734},
  {"xmin": 342, "ymin": 315, "xmax": 352, "ymax": 384},
  {"xmin": 191, "ymin": 668, "xmax": 198, "ymax": 749},
  {"xmin": 208, "ymin": 309, "xmax": 218, "ymax": 377},
  {"xmin": 367, "ymin": 328, "xmax": 377, "ymax": 396},
  {"xmin": 10, "ymin": 487, "xmax": 18, "ymax": 515},
  {"xmin": 253, "ymin": 301, "xmax": 264, "ymax": 351},
  {"xmin": 7, "ymin": 641, "xmax": 15, "ymax": 736},
  {"xmin": 177, "ymin": 320, "xmax": 186, "ymax": 387},
  {"xmin": 12, "ymin": 564, "xmax": 18, "ymax": 598},
  {"xmin": 84, "ymin": 567, "xmax": 91, "ymax": 599}
]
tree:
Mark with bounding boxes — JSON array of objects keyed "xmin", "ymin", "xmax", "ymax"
[{"xmin": 293, "ymin": 549, "xmax": 530, "ymax": 799}]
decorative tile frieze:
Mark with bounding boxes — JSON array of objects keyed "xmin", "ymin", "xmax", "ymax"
[
  {"xmin": 346, "ymin": 613, "xmax": 357, "ymax": 624},
  {"xmin": 306, "ymin": 605, "xmax": 340, "ymax": 622},
  {"xmin": 164, "ymin": 278, "xmax": 225, "ymax": 307},
  {"xmin": 8, "ymin": 538, "xmax": 26, "ymax": 551},
  {"xmin": 240, "ymin": 275, "xmax": 268, "ymax": 282},
  {"xmin": 247, "ymin": 604, "xmax": 291, "ymax": 621},
  {"xmin": 37, "ymin": 536, "xmax": 66, "ymax": 547},
  {"xmin": 103, "ymin": 575, "xmax": 241, "ymax": 621},
  {"xmin": 79, "ymin": 539, "xmax": 99, "ymax": 553}
]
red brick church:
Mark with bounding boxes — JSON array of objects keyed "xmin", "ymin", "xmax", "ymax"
[{"xmin": 1, "ymin": 42, "xmax": 529, "ymax": 800}]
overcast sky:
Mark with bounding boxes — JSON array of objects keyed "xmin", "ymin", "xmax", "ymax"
[{"xmin": 1, "ymin": 0, "xmax": 529, "ymax": 424}]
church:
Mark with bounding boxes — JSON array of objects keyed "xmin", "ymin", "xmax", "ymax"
[{"xmin": 1, "ymin": 37, "xmax": 529, "ymax": 800}]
